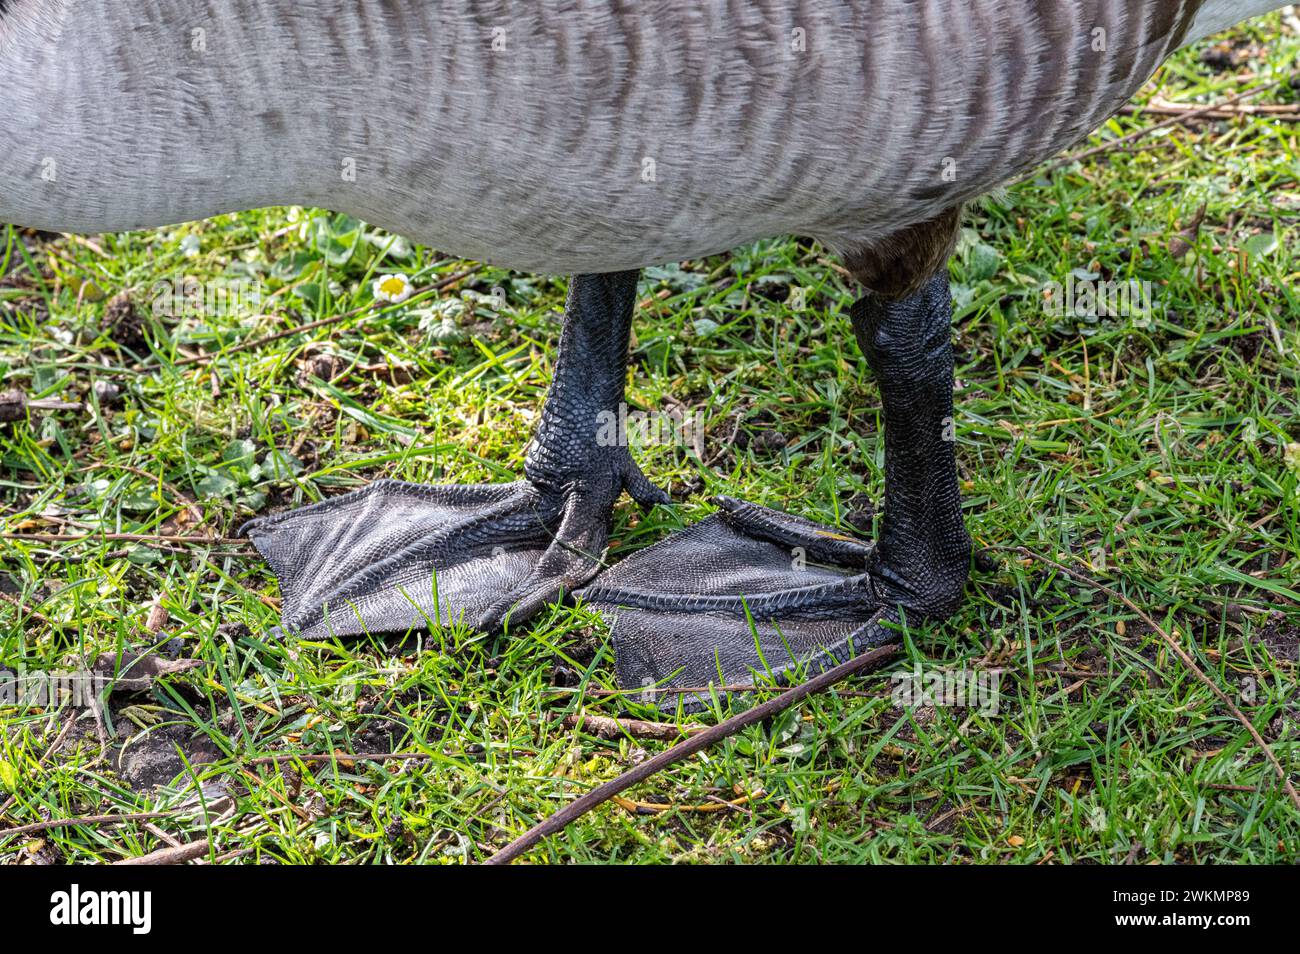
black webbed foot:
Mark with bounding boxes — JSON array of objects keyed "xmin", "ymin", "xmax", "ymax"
[
  {"xmin": 475, "ymin": 457, "xmax": 671, "ymax": 631},
  {"xmin": 244, "ymin": 269, "xmax": 670, "ymax": 639},
  {"xmin": 243, "ymin": 457, "xmax": 666, "ymax": 639},
  {"xmin": 578, "ymin": 497, "xmax": 899, "ymax": 705},
  {"xmin": 582, "ymin": 270, "xmax": 972, "ymax": 707},
  {"xmin": 243, "ymin": 480, "xmax": 548, "ymax": 639}
]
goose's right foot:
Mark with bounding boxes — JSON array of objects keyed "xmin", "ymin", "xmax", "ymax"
[
  {"xmin": 245, "ymin": 269, "xmax": 669, "ymax": 639},
  {"xmin": 242, "ymin": 452, "xmax": 666, "ymax": 639}
]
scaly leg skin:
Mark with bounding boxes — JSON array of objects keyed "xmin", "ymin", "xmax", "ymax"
[
  {"xmin": 243, "ymin": 271, "xmax": 668, "ymax": 640},
  {"xmin": 580, "ymin": 271, "xmax": 971, "ymax": 706}
]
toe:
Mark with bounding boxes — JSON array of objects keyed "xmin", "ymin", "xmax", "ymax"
[
  {"xmin": 711, "ymin": 495, "xmax": 873, "ymax": 567},
  {"xmin": 477, "ymin": 489, "xmax": 611, "ymax": 631},
  {"xmin": 623, "ymin": 461, "xmax": 671, "ymax": 509}
]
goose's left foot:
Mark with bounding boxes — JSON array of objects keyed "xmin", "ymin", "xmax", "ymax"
[
  {"xmin": 581, "ymin": 272, "xmax": 971, "ymax": 704},
  {"xmin": 579, "ymin": 495, "xmax": 896, "ymax": 701}
]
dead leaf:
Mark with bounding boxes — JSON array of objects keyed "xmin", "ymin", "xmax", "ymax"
[
  {"xmin": 1167, "ymin": 203, "xmax": 1207, "ymax": 259},
  {"xmin": 144, "ymin": 600, "xmax": 169, "ymax": 634},
  {"xmin": 0, "ymin": 390, "xmax": 25, "ymax": 423},
  {"xmin": 93, "ymin": 651, "xmax": 203, "ymax": 695}
]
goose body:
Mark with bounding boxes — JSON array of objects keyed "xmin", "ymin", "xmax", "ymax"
[
  {"xmin": 1, "ymin": 1, "xmax": 1289, "ymax": 695},
  {"xmin": 0, "ymin": 1, "xmax": 1283, "ymax": 273}
]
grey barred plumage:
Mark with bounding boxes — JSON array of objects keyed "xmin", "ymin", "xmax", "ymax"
[{"xmin": 0, "ymin": 1, "xmax": 1279, "ymax": 275}]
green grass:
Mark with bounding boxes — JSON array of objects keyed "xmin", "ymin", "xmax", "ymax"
[{"xmin": 2, "ymin": 20, "xmax": 1298, "ymax": 864}]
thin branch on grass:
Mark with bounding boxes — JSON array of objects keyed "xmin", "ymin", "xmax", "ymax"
[
  {"xmin": 1013, "ymin": 547, "xmax": 1300, "ymax": 814},
  {"xmin": 1120, "ymin": 98, "xmax": 1300, "ymax": 122},
  {"xmin": 141, "ymin": 822, "xmax": 183, "ymax": 848},
  {"xmin": 0, "ymin": 590, "xmax": 69, "ymax": 631},
  {"xmin": 0, "ymin": 531, "xmax": 246, "ymax": 545},
  {"xmin": 1043, "ymin": 77, "xmax": 1288, "ymax": 173},
  {"xmin": 0, "ymin": 810, "xmax": 180, "ymax": 841},
  {"xmin": 546, "ymin": 682, "xmax": 879, "ymax": 699},
  {"xmin": 483, "ymin": 642, "xmax": 902, "ymax": 865},
  {"xmin": 611, "ymin": 791, "xmax": 758, "ymax": 815},
  {"xmin": 244, "ymin": 750, "xmax": 435, "ymax": 766}
]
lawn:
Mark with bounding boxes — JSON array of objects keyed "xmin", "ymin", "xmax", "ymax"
[{"xmin": 1, "ymin": 17, "xmax": 1298, "ymax": 865}]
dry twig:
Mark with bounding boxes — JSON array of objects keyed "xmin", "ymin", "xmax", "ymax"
[
  {"xmin": 559, "ymin": 712, "xmax": 707, "ymax": 741},
  {"xmin": 1013, "ymin": 547, "xmax": 1300, "ymax": 813},
  {"xmin": 113, "ymin": 838, "xmax": 211, "ymax": 865},
  {"xmin": 1044, "ymin": 77, "xmax": 1287, "ymax": 172},
  {"xmin": 484, "ymin": 642, "xmax": 901, "ymax": 865}
]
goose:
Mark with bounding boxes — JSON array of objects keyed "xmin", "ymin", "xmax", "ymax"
[{"xmin": 1, "ymin": 0, "xmax": 1288, "ymax": 697}]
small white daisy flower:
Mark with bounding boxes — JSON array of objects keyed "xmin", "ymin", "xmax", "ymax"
[{"xmin": 373, "ymin": 273, "xmax": 413, "ymax": 304}]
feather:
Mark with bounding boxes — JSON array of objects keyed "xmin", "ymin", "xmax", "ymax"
[{"xmin": 1186, "ymin": 1, "xmax": 1287, "ymax": 43}]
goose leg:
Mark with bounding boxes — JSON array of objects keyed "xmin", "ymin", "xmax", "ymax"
[
  {"xmin": 244, "ymin": 271, "xmax": 668, "ymax": 640},
  {"xmin": 580, "ymin": 270, "xmax": 970, "ymax": 705}
]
